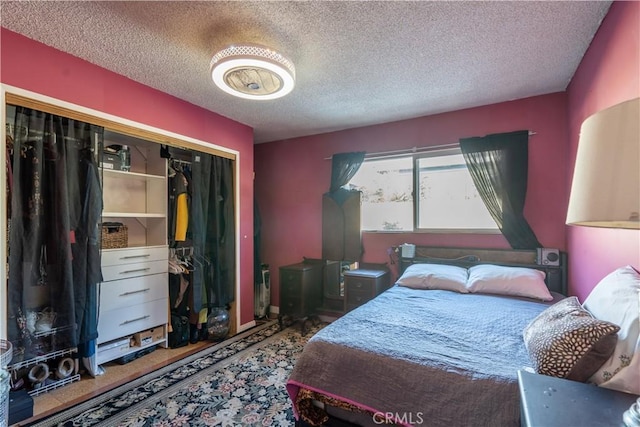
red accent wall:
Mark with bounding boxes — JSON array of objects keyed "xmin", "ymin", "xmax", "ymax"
[
  {"xmin": 255, "ymin": 93, "xmax": 569, "ymax": 305},
  {"xmin": 0, "ymin": 29, "xmax": 256, "ymax": 326},
  {"xmin": 566, "ymin": 1, "xmax": 640, "ymax": 300}
]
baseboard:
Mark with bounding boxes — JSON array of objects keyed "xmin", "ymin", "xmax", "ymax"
[
  {"xmin": 270, "ymin": 305, "xmax": 280, "ymax": 315},
  {"xmin": 237, "ymin": 320, "xmax": 257, "ymax": 333}
]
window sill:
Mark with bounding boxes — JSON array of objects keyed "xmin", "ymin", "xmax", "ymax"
[{"xmin": 362, "ymin": 229, "xmax": 502, "ymax": 235}]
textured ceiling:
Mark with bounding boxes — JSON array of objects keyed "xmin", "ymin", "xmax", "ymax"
[{"xmin": 1, "ymin": 1, "xmax": 611, "ymax": 143}]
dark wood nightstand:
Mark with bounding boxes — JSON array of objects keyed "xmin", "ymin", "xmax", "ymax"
[
  {"xmin": 518, "ymin": 369, "xmax": 639, "ymax": 427},
  {"xmin": 279, "ymin": 261, "xmax": 323, "ymax": 333},
  {"xmin": 343, "ymin": 269, "xmax": 390, "ymax": 312}
]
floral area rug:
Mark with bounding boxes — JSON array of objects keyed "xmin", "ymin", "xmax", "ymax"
[{"xmin": 30, "ymin": 321, "xmax": 323, "ymax": 427}]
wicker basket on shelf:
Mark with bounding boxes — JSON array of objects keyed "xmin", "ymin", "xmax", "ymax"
[{"xmin": 101, "ymin": 222, "xmax": 128, "ymax": 249}]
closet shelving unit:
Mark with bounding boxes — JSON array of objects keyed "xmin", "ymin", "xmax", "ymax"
[{"xmin": 95, "ymin": 133, "xmax": 169, "ymax": 368}]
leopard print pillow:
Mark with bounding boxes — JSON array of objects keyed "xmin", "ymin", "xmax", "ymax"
[{"xmin": 523, "ymin": 296, "xmax": 620, "ymax": 382}]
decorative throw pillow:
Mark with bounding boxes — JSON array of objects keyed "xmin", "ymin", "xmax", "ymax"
[
  {"xmin": 523, "ymin": 296, "xmax": 620, "ymax": 382},
  {"xmin": 583, "ymin": 265, "xmax": 640, "ymax": 394},
  {"xmin": 396, "ymin": 263, "xmax": 469, "ymax": 293},
  {"xmin": 466, "ymin": 264, "xmax": 553, "ymax": 301}
]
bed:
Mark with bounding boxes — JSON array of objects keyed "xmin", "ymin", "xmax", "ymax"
[{"xmin": 286, "ymin": 246, "xmax": 634, "ymax": 427}]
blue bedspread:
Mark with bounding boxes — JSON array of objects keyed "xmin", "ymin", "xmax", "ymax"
[
  {"xmin": 313, "ymin": 285, "xmax": 548, "ymax": 380},
  {"xmin": 288, "ymin": 285, "xmax": 553, "ymax": 426}
]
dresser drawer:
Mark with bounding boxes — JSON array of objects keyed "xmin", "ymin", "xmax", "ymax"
[
  {"xmin": 280, "ymin": 296, "xmax": 303, "ymax": 316},
  {"xmin": 101, "ymin": 246, "xmax": 168, "ymax": 266},
  {"xmin": 345, "ymin": 286, "xmax": 375, "ymax": 303},
  {"xmin": 346, "ymin": 293, "xmax": 373, "ymax": 310},
  {"xmin": 280, "ymin": 280, "xmax": 302, "ymax": 298},
  {"xmin": 280, "ymin": 270, "xmax": 303, "ymax": 287},
  {"xmin": 345, "ymin": 278, "xmax": 376, "ymax": 295},
  {"xmin": 97, "ymin": 298, "xmax": 168, "ymax": 344},
  {"xmin": 102, "ymin": 260, "xmax": 168, "ymax": 282},
  {"xmin": 99, "ymin": 273, "xmax": 168, "ymax": 311}
]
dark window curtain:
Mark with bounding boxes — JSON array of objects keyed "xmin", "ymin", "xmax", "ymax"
[
  {"xmin": 459, "ymin": 130, "xmax": 541, "ymax": 249},
  {"xmin": 7, "ymin": 106, "xmax": 103, "ymax": 358},
  {"xmin": 190, "ymin": 153, "xmax": 235, "ymax": 313},
  {"xmin": 329, "ymin": 152, "xmax": 366, "ymax": 193}
]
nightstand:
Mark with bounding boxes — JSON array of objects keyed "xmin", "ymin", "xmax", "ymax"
[
  {"xmin": 518, "ymin": 369, "xmax": 639, "ymax": 427},
  {"xmin": 343, "ymin": 268, "xmax": 390, "ymax": 312},
  {"xmin": 279, "ymin": 261, "xmax": 323, "ymax": 333}
]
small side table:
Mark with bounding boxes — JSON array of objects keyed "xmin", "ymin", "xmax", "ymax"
[
  {"xmin": 343, "ymin": 268, "xmax": 390, "ymax": 312},
  {"xmin": 278, "ymin": 261, "xmax": 323, "ymax": 334},
  {"xmin": 518, "ymin": 369, "xmax": 639, "ymax": 427}
]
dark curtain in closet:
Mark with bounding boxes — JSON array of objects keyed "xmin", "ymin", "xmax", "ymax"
[
  {"xmin": 7, "ymin": 106, "xmax": 103, "ymax": 357},
  {"xmin": 190, "ymin": 153, "xmax": 235, "ymax": 314},
  {"xmin": 459, "ymin": 130, "xmax": 542, "ymax": 249}
]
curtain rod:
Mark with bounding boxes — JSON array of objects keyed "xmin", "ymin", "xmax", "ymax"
[
  {"xmin": 170, "ymin": 158, "xmax": 191, "ymax": 165},
  {"xmin": 323, "ymin": 131, "xmax": 537, "ymax": 160}
]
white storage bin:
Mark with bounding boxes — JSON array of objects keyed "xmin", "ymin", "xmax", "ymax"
[{"xmin": 97, "ymin": 337, "xmax": 131, "ymax": 365}]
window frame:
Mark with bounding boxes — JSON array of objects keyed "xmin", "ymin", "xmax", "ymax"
[{"xmin": 355, "ymin": 148, "xmax": 501, "ymax": 234}]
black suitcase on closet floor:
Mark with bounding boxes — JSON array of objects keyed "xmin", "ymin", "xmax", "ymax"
[{"xmin": 169, "ymin": 314, "xmax": 189, "ymax": 348}]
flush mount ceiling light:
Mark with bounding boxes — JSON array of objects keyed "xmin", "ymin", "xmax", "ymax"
[{"xmin": 210, "ymin": 44, "xmax": 295, "ymax": 100}]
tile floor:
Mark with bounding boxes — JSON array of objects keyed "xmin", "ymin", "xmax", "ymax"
[{"xmin": 17, "ymin": 340, "xmax": 213, "ymax": 425}]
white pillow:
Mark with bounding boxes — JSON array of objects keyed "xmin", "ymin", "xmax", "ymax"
[
  {"xmin": 466, "ymin": 264, "xmax": 553, "ymax": 301},
  {"xmin": 396, "ymin": 263, "xmax": 469, "ymax": 293},
  {"xmin": 583, "ymin": 265, "xmax": 640, "ymax": 394}
]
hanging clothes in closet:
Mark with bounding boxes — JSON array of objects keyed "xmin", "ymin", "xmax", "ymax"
[
  {"xmin": 168, "ymin": 158, "xmax": 191, "ymax": 246},
  {"xmin": 7, "ymin": 105, "xmax": 103, "ymax": 359},
  {"xmin": 166, "ymin": 155, "xmax": 195, "ymax": 338},
  {"xmin": 168, "ymin": 249, "xmax": 191, "ymax": 315},
  {"xmin": 167, "ymin": 154, "xmax": 208, "ymax": 341},
  {"xmin": 166, "ymin": 247, "xmax": 192, "ymax": 347},
  {"xmin": 164, "ymin": 146, "xmax": 235, "ymax": 340}
]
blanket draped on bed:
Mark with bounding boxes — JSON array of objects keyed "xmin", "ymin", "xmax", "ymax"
[{"xmin": 287, "ymin": 286, "xmax": 551, "ymax": 427}]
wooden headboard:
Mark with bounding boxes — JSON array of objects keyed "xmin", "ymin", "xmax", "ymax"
[{"xmin": 400, "ymin": 246, "xmax": 567, "ymax": 296}]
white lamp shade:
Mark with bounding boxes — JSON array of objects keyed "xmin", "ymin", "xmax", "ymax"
[{"xmin": 566, "ymin": 97, "xmax": 640, "ymax": 229}]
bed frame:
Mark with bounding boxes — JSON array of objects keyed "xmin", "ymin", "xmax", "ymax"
[{"xmin": 399, "ymin": 246, "xmax": 567, "ymax": 295}]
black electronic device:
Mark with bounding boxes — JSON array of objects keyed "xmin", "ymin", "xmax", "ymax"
[
  {"xmin": 115, "ymin": 345, "xmax": 156, "ymax": 365},
  {"xmin": 537, "ymin": 248, "xmax": 560, "ymax": 266}
]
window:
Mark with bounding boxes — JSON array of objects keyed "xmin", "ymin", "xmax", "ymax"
[
  {"xmin": 349, "ymin": 149, "xmax": 499, "ymax": 232},
  {"xmin": 350, "ymin": 156, "xmax": 414, "ymax": 231}
]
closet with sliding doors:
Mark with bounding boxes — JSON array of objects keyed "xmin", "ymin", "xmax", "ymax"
[
  {"xmin": 164, "ymin": 145, "xmax": 235, "ymax": 346},
  {"xmin": 3, "ymin": 95, "xmax": 236, "ymax": 395}
]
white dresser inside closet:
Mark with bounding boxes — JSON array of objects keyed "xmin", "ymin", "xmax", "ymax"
[{"xmin": 95, "ymin": 133, "xmax": 169, "ymax": 366}]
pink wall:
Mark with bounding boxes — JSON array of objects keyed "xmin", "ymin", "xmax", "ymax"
[
  {"xmin": 255, "ymin": 93, "xmax": 569, "ymax": 305},
  {"xmin": 0, "ymin": 29, "xmax": 257, "ymax": 326},
  {"xmin": 566, "ymin": 1, "xmax": 640, "ymax": 301}
]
